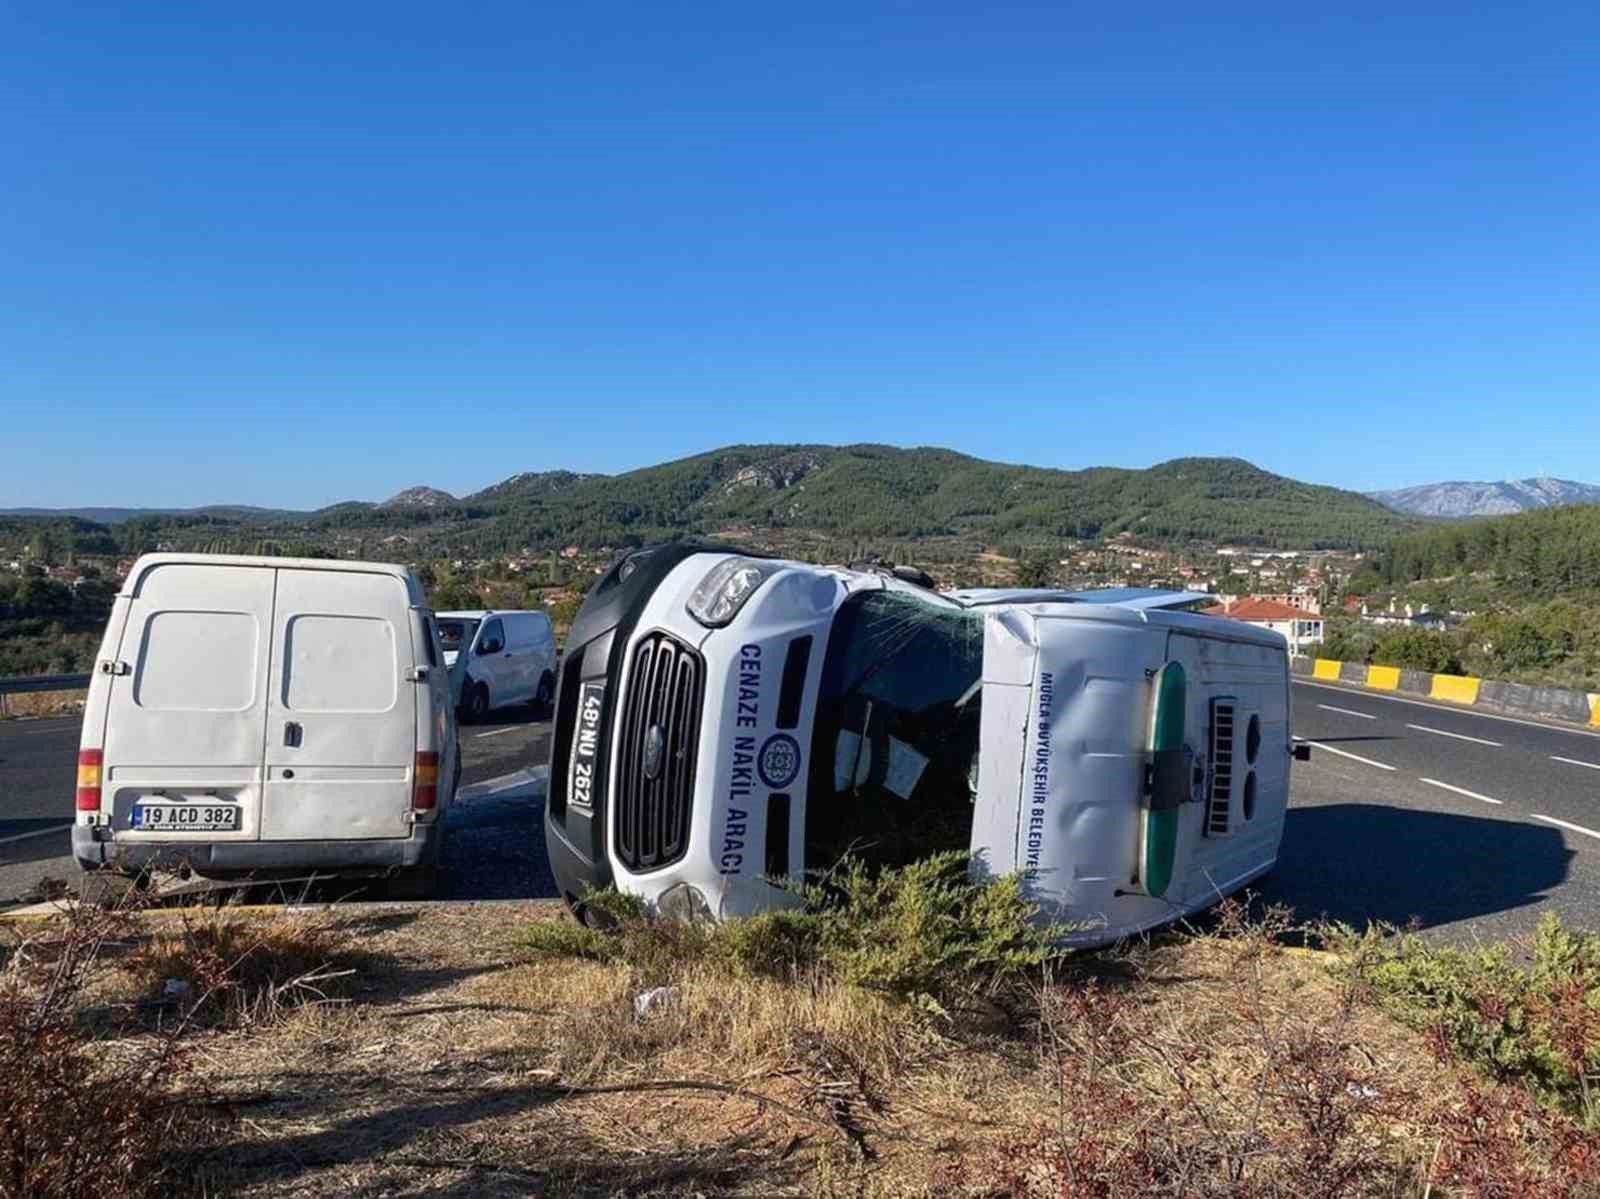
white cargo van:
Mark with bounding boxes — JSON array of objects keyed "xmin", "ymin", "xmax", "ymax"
[
  {"xmin": 435, "ymin": 609, "xmax": 558, "ymax": 722},
  {"xmin": 74, "ymin": 554, "xmax": 458, "ymax": 887},
  {"xmin": 545, "ymin": 542, "xmax": 1307, "ymax": 945}
]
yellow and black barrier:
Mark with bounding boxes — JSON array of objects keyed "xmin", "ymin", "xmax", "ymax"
[{"xmin": 1296, "ymin": 656, "xmax": 1600, "ymax": 728}]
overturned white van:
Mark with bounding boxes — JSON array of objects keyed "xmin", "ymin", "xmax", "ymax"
[
  {"xmin": 544, "ymin": 543, "xmax": 1305, "ymax": 945},
  {"xmin": 74, "ymin": 554, "xmax": 459, "ymax": 888}
]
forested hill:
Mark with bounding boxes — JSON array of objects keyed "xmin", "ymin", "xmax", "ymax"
[
  {"xmin": 1380, "ymin": 503, "xmax": 1600, "ymax": 597},
  {"xmin": 0, "ymin": 445, "xmax": 1411, "ymax": 558}
]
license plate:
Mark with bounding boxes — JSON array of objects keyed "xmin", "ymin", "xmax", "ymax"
[
  {"xmin": 568, "ymin": 680, "xmax": 606, "ymax": 810},
  {"xmin": 131, "ymin": 803, "xmax": 240, "ymax": 832}
]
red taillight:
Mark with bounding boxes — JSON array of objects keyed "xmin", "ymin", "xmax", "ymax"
[
  {"xmin": 413, "ymin": 751, "xmax": 439, "ymax": 811},
  {"xmin": 76, "ymin": 748, "xmax": 104, "ymax": 812}
]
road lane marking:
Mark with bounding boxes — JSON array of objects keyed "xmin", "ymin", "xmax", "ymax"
[
  {"xmin": 1406, "ymin": 723, "xmax": 1502, "ymax": 748},
  {"xmin": 1317, "ymin": 704, "xmax": 1376, "ymax": 720},
  {"xmin": 0, "ymin": 823, "xmax": 72, "ymax": 846},
  {"xmin": 1551, "ymin": 756, "xmax": 1600, "ymax": 771},
  {"xmin": 1297, "ymin": 740, "xmax": 1395, "ymax": 771},
  {"xmin": 1294, "ymin": 679, "xmax": 1600, "ymax": 739},
  {"xmin": 474, "ymin": 727, "xmax": 519, "ymax": 738},
  {"xmin": 1531, "ymin": 813, "xmax": 1600, "ymax": 841},
  {"xmin": 1419, "ymin": 778, "xmax": 1503, "ymax": 805}
]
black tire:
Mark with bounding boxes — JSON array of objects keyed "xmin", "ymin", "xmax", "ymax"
[
  {"xmin": 534, "ymin": 671, "xmax": 554, "ymax": 712},
  {"xmin": 462, "ymin": 680, "xmax": 489, "ymax": 724}
]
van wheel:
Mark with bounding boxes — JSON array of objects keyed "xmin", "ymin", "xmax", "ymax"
[
  {"xmin": 388, "ymin": 824, "xmax": 446, "ymax": 900},
  {"xmin": 534, "ymin": 672, "xmax": 554, "ymax": 713},
  {"xmin": 462, "ymin": 681, "xmax": 489, "ymax": 724}
]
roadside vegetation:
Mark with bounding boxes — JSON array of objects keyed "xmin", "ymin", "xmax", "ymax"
[
  {"xmin": 1340, "ymin": 504, "xmax": 1600, "ymax": 688},
  {"xmin": 5, "ymin": 863, "xmax": 1598, "ymax": 1196}
]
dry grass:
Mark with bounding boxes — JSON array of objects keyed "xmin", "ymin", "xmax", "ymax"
[
  {"xmin": 7, "ymin": 897, "xmax": 1599, "ymax": 1197},
  {"xmin": 0, "ymin": 688, "xmax": 86, "ymax": 719}
]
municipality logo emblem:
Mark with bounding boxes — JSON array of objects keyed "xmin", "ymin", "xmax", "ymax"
[{"xmin": 758, "ymin": 733, "xmax": 802, "ymax": 789}]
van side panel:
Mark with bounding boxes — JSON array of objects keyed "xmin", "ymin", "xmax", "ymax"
[
  {"xmin": 260, "ymin": 568, "xmax": 414, "ymax": 841},
  {"xmin": 101, "ymin": 562, "xmax": 276, "ymax": 844}
]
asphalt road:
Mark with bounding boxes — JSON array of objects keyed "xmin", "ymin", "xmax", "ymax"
[
  {"xmin": 3, "ymin": 682, "xmax": 1598, "ymax": 943},
  {"xmin": 1261, "ymin": 679, "xmax": 1600, "ymax": 943}
]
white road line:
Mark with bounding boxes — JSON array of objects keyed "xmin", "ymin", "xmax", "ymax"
[
  {"xmin": 474, "ymin": 727, "xmax": 519, "ymax": 738},
  {"xmin": 1317, "ymin": 704, "xmax": 1376, "ymax": 720},
  {"xmin": 1406, "ymin": 723, "xmax": 1502, "ymax": 748},
  {"xmin": 1299, "ymin": 740, "xmax": 1396, "ymax": 771},
  {"xmin": 1294, "ymin": 679, "xmax": 1600, "ymax": 739},
  {"xmin": 1419, "ymin": 777, "xmax": 1503, "ymax": 805},
  {"xmin": 1551, "ymin": 755, "xmax": 1600, "ymax": 771},
  {"xmin": 1531, "ymin": 813, "xmax": 1600, "ymax": 841},
  {"xmin": 0, "ymin": 823, "xmax": 72, "ymax": 847}
]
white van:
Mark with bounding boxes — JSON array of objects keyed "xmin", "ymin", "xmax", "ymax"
[
  {"xmin": 434, "ymin": 609, "xmax": 558, "ymax": 722},
  {"xmin": 73, "ymin": 554, "xmax": 459, "ymax": 889},
  {"xmin": 545, "ymin": 543, "xmax": 1306, "ymax": 945}
]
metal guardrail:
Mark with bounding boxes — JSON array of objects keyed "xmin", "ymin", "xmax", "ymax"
[{"xmin": 0, "ymin": 673, "xmax": 91, "ymax": 695}]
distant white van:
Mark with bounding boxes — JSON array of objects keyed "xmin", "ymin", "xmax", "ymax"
[
  {"xmin": 73, "ymin": 554, "xmax": 459, "ymax": 891},
  {"xmin": 434, "ymin": 609, "xmax": 558, "ymax": 722}
]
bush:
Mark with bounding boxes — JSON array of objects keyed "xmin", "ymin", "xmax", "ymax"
[
  {"xmin": 522, "ymin": 852, "xmax": 1068, "ymax": 1012},
  {"xmin": 1330, "ymin": 912, "xmax": 1600, "ymax": 1123},
  {"xmin": 122, "ymin": 913, "xmax": 363, "ymax": 1027},
  {"xmin": 0, "ymin": 901, "xmax": 215, "ymax": 1199}
]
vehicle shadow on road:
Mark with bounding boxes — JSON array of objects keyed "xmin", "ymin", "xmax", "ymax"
[
  {"xmin": 1261, "ymin": 802, "xmax": 1575, "ymax": 932},
  {"xmin": 462, "ymin": 702, "xmax": 552, "ymax": 728}
]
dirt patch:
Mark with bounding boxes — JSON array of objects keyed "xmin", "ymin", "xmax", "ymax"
[{"xmin": 8, "ymin": 897, "xmax": 1597, "ymax": 1197}]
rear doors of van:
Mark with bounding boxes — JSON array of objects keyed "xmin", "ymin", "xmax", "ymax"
[
  {"xmin": 99, "ymin": 561, "xmax": 277, "ymax": 843},
  {"xmin": 92, "ymin": 560, "xmax": 421, "ymax": 847}
]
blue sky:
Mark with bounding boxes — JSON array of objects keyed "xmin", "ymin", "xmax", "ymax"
[{"xmin": 5, "ymin": 3, "xmax": 1598, "ymax": 508}]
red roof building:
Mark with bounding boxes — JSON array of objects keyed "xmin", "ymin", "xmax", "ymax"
[{"xmin": 1203, "ymin": 597, "xmax": 1326, "ymax": 653}]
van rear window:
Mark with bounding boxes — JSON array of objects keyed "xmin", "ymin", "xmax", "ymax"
[
  {"xmin": 282, "ymin": 615, "xmax": 397, "ymax": 713},
  {"xmin": 134, "ymin": 610, "xmax": 259, "ymax": 711}
]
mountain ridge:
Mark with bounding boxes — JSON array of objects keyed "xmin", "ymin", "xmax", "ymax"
[
  {"xmin": 1, "ymin": 444, "xmax": 1412, "ymax": 554},
  {"xmin": 1368, "ymin": 477, "xmax": 1600, "ymax": 518}
]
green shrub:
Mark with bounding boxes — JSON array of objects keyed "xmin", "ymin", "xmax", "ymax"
[
  {"xmin": 1330, "ymin": 912, "xmax": 1600, "ymax": 1122},
  {"xmin": 521, "ymin": 852, "xmax": 1069, "ymax": 1012}
]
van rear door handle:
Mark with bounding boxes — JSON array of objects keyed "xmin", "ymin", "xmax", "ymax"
[{"xmin": 284, "ymin": 721, "xmax": 303, "ymax": 748}]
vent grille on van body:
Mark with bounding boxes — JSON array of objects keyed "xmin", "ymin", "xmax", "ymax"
[
  {"xmin": 1207, "ymin": 699, "xmax": 1236, "ymax": 837},
  {"xmin": 614, "ymin": 631, "xmax": 705, "ymax": 872}
]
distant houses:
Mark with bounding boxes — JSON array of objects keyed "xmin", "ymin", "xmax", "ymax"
[{"xmin": 1202, "ymin": 597, "xmax": 1326, "ymax": 653}]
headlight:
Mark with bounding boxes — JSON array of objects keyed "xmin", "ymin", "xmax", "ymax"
[{"xmin": 685, "ymin": 557, "xmax": 780, "ymax": 627}]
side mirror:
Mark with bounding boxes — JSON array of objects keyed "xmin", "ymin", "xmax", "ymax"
[
  {"xmin": 479, "ymin": 639, "xmax": 501, "ymax": 656},
  {"xmin": 1292, "ymin": 743, "xmax": 1312, "ymax": 761}
]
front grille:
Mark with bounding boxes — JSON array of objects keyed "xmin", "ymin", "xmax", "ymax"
[
  {"xmin": 614, "ymin": 631, "xmax": 705, "ymax": 871},
  {"xmin": 1207, "ymin": 699, "xmax": 1236, "ymax": 837}
]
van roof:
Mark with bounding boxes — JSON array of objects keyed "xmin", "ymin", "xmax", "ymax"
[{"xmin": 124, "ymin": 553, "xmax": 422, "ymax": 596}]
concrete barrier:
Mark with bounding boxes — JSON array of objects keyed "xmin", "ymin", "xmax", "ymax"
[
  {"xmin": 1398, "ymin": 669, "xmax": 1432, "ymax": 696},
  {"xmin": 1429, "ymin": 673, "xmax": 1482, "ymax": 705},
  {"xmin": 1298, "ymin": 654, "xmax": 1596, "ymax": 727},
  {"xmin": 1476, "ymin": 679, "xmax": 1594, "ymax": 724},
  {"xmin": 1366, "ymin": 665, "xmax": 1401, "ymax": 691}
]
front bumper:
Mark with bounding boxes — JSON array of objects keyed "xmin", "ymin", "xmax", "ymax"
[
  {"xmin": 545, "ymin": 539, "xmax": 750, "ymax": 910},
  {"xmin": 72, "ymin": 822, "xmax": 441, "ymax": 875}
]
